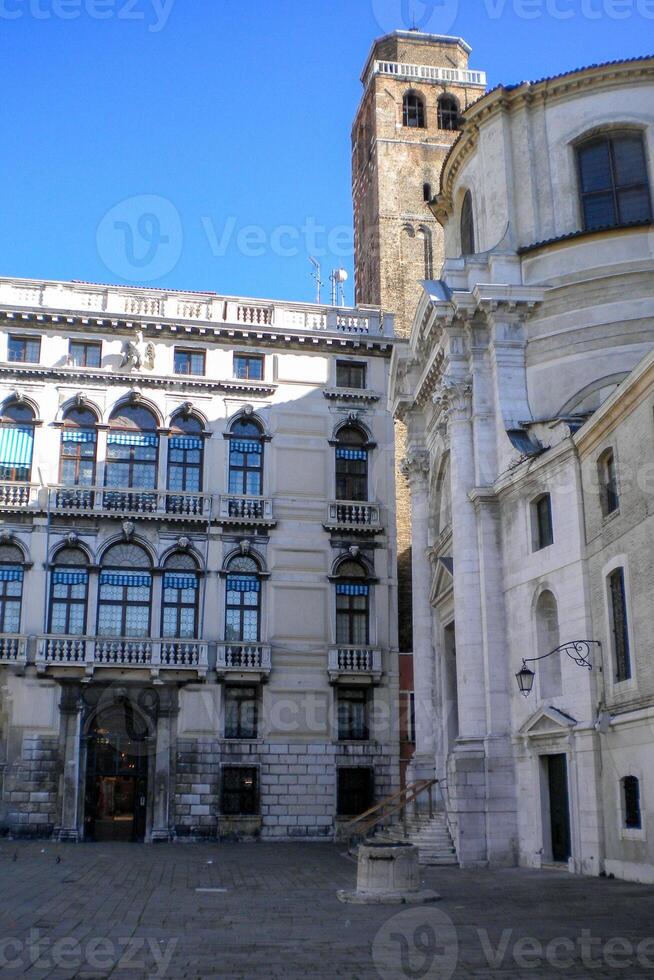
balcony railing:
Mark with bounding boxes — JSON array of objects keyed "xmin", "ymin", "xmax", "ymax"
[
  {"xmin": 0, "ymin": 482, "xmax": 40, "ymax": 509},
  {"xmin": 370, "ymin": 60, "xmax": 487, "ymax": 88},
  {"xmin": 324, "ymin": 501, "xmax": 382, "ymax": 533},
  {"xmin": 0, "ymin": 634, "xmax": 28, "ymax": 664},
  {"xmin": 37, "ymin": 636, "xmax": 208, "ymax": 676},
  {"xmin": 216, "ymin": 642, "xmax": 272, "ymax": 675},
  {"xmin": 48, "ymin": 487, "xmax": 212, "ymax": 521},
  {"xmin": 328, "ymin": 646, "xmax": 383, "ymax": 682},
  {"xmin": 217, "ymin": 494, "xmax": 275, "ymax": 527}
]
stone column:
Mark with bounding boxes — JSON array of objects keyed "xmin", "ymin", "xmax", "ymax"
[
  {"xmin": 401, "ymin": 450, "xmax": 436, "ymax": 783},
  {"xmin": 56, "ymin": 683, "xmax": 83, "ymax": 842},
  {"xmin": 440, "ymin": 378, "xmax": 489, "ymax": 867},
  {"xmin": 149, "ymin": 686, "xmax": 179, "ymax": 842}
]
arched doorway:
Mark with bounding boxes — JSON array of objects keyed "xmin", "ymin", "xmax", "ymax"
[{"xmin": 83, "ymin": 699, "xmax": 152, "ymax": 842}]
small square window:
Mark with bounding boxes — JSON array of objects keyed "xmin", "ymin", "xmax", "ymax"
[
  {"xmin": 224, "ymin": 685, "xmax": 258, "ymax": 740},
  {"xmin": 8, "ymin": 335, "xmax": 41, "ymax": 364},
  {"xmin": 337, "ymin": 687, "xmax": 370, "ymax": 741},
  {"xmin": 69, "ymin": 340, "xmax": 102, "ymax": 368},
  {"xmin": 174, "ymin": 348, "xmax": 205, "ymax": 376},
  {"xmin": 336, "ymin": 361, "xmax": 367, "ymax": 389},
  {"xmin": 234, "ymin": 354, "xmax": 264, "ymax": 382},
  {"xmin": 532, "ymin": 494, "xmax": 554, "ymax": 551},
  {"xmin": 221, "ymin": 766, "xmax": 259, "ymax": 815}
]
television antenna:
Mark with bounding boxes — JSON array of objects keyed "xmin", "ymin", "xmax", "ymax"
[
  {"xmin": 309, "ymin": 257, "xmax": 323, "ymax": 304},
  {"xmin": 330, "ymin": 268, "xmax": 349, "ymax": 307}
]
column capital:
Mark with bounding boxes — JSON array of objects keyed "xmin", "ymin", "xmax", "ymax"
[
  {"xmin": 401, "ymin": 450, "xmax": 430, "ymax": 487},
  {"xmin": 433, "ymin": 376, "xmax": 472, "ymax": 421}
]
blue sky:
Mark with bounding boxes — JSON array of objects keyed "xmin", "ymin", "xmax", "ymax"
[{"xmin": 1, "ymin": 0, "xmax": 651, "ymax": 303}]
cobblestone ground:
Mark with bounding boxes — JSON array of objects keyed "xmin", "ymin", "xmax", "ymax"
[{"xmin": 1, "ymin": 841, "xmax": 654, "ymax": 978}]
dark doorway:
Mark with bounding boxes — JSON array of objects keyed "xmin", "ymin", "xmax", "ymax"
[
  {"xmin": 337, "ymin": 767, "xmax": 374, "ymax": 817},
  {"xmin": 547, "ymin": 754, "xmax": 571, "ymax": 863},
  {"xmin": 84, "ymin": 701, "xmax": 151, "ymax": 842}
]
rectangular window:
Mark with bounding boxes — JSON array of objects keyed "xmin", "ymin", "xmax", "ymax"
[
  {"xmin": 337, "ymin": 767, "xmax": 374, "ymax": 817},
  {"xmin": 609, "ymin": 568, "xmax": 631, "ymax": 682},
  {"xmin": 600, "ymin": 451, "xmax": 619, "ymax": 516},
  {"xmin": 623, "ymin": 776, "xmax": 642, "ymax": 829},
  {"xmin": 221, "ymin": 766, "xmax": 259, "ymax": 815},
  {"xmin": 399, "ymin": 691, "xmax": 416, "ymax": 744},
  {"xmin": 174, "ymin": 348, "xmax": 206, "ymax": 376},
  {"xmin": 533, "ymin": 494, "xmax": 554, "ymax": 550},
  {"xmin": 337, "ymin": 688, "xmax": 370, "ymax": 741},
  {"xmin": 336, "ymin": 361, "xmax": 367, "ymax": 389},
  {"xmin": 69, "ymin": 340, "xmax": 102, "ymax": 368},
  {"xmin": 7, "ymin": 336, "xmax": 41, "ymax": 364},
  {"xmin": 234, "ymin": 354, "xmax": 264, "ymax": 381},
  {"xmin": 224, "ymin": 685, "xmax": 258, "ymax": 740}
]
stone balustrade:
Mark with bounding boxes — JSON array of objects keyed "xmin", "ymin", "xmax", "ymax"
[
  {"xmin": 328, "ymin": 646, "xmax": 383, "ymax": 682},
  {"xmin": 36, "ymin": 636, "xmax": 208, "ymax": 676}
]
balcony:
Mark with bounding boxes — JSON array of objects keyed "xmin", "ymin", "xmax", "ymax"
[
  {"xmin": 0, "ymin": 634, "xmax": 28, "ymax": 665},
  {"xmin": 328, "ymin": 646, "xmax": 383, "ymax": 685},
  {"xmin": 47, "ymin": 487, "xmax": 212, "ymax": 522},
  {"xmin": 324, "ymin": 501, "xmax": 383, "ymax": 535},
  {"xmin": 216, "ymin": 642, "xmax": 272, "ymax": 681},
  {"xmin": 36, "ymin": 636, "xmax": 208, "ymax": 678},
  {"xmin": 217, "ymin": 494, "xmax": 276, "ymax": 529},
  {"xmin": 0, "ymin": 482, "xmax": 41, "ymax": 510},
  {"xmin": 369, "ymin": 60, "xmax": 487, "ymax": 89}
]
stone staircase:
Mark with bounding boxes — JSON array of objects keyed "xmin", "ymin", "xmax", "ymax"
[{"xmin": 370, "ymin": 811, "xmax": 458, "ymax": 866}]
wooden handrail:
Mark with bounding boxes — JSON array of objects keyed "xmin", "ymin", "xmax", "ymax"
[{"xmin": 341, "ymin": 778, "xmax": 439, "ymax": 842}]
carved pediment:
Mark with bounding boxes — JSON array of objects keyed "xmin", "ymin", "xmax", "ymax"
[{"xmin": 518, "ymin": 705, "xmax": 577, "ymax": 739}]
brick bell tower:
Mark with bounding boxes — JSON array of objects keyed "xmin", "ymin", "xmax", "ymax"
[{"xmin": 351, "ymin": 31, "xmax": 486, "ymax": 669}]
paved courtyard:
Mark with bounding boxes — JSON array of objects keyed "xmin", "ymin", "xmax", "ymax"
[{"xmin": 1, "ymin": 841, "xmax": 654, "ymax": 978}]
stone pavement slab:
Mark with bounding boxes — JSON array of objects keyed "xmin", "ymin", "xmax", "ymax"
[{"xmin": 0, "ymin": 841, "xmax": 653, "ymax": 978}]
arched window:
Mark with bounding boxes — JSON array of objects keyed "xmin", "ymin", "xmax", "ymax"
[
  {"xmin": 598, "ymin": 449, "xmax": 619, "ymax": 516},
  {"xmin": 335, "ymin": 559, "xmax": 370, "ymax": 647},
  {"xmin": 460, "ymin": 191, "xmax": 475, "ymax": 256},
  {"xmin": 58, "ymin": 406, "xmax": 98, "ymax": 508},
  {"xmin": 228, "ymin": 418, "xmax": 264, "ymax": 497},
  {"xmin": 167, "ymin": 413, "xmax": 205, "ymax": 516},
  {"xmin": 437, "ymin": 95, "xmax": 459, "ymax": 131},
  {"xmin": 403, "ymin": 92, "xmax": 425, "ymax": 129},
  {"xmin": 535, "ymin": 591, "xmax": 561, "ymax": 698},
  {"xmin": 622, "ymin": 776, "xmax": 642, "ymax": 829},
  {"xmin": 608, "ymin": 567, "xmax": 631, "ymax": 682},
  {"xmin": 224, "ymin": 554, "xmax": 261, "ymax": 644},
  {"xmin": 0, "ymin": 401, "xmax": 36, "ymax": 487},
  {"xmin": 49, "ymin": 547, "xmax": 89, "ymax": 636},
  {"xmin": 423, "ymin": 182, "xmax": 432, "ymax": 203},
  {"xmin": 105, "ymin": 404, "xmax": 159, "ymax": 510},
  {"xmin": 162, "ymin": 552, "xmax": 200, "ymax": 640},
  {"xmin": 336, "ymin": 425, "xmax": 368, "ymax": 502},
  {"xmin": 97, "ymin": 543, "xmax": 152, "ymax": 638},
  {"xmin": 577, "ymin": 132, "xmax": 652, "ymax": 231},
  {"xmin": 0, "ymin": 544, "xmax": 24, "ymax": 635}
]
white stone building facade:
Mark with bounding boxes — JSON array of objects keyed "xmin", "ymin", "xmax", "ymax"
[
  {"xmin": 0, "ymin": 277, "xmax": 402, "ymax": 842},
  {"xmin": 390, "ymin": 53, "xmax": 654, "ymax": 881}
]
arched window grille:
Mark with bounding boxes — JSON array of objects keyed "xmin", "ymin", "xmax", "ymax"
[
  {"xmin": 403, "ymin": 92, "xmax": 425, "ymax": 129},
  {"xmin": 105, "ymin": 404, "xmax": 159, "ymax": 511},
  {"xmin": 49, "ymin": 547, "xmax": 89, "ymax": 636},
  {"xmin": 437, "ymin": 95, "xmax": 460, "ymax": 131},
  {"xmin": 577, "ymin": 132, "xmax": 652, "ymax": 231},
  {"xmin": 228, "ymin": 418, "xmax": 264, "ymax": 497},
  {"xmin": 335, "ymin": 425, "xmax": 369, "ymax": 502},
  {"xmin": 460, "ymin": 190, "xmax": 475, "ymax": 256},
  {"xmin": 335, "ymin": 559, "xmax": 370, "ymax": 646},
  {"xmin": 97, "ymin": 543, "xmax": 152, "ymax": 638},
  {"xmin": 162, "ymin": 552, "xmax": 200, "ymax": 640},
  {"xmin": 167, "ymin": 413, "xmax": 205, "ymax": 516},
  {"xmin": 58, "ymin": 406, "xmax": 98, "ymax": 508},
  {"xmin": 0, "ymin": 401, "xmax": 36, "ymax": 487},
  {"xmin": 0, "ymin": 544, "xmax": 24, "ymax": 635},
  {"xmin": 224, "ymin": 554, "xmax": 261, "ymax": 644}
]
